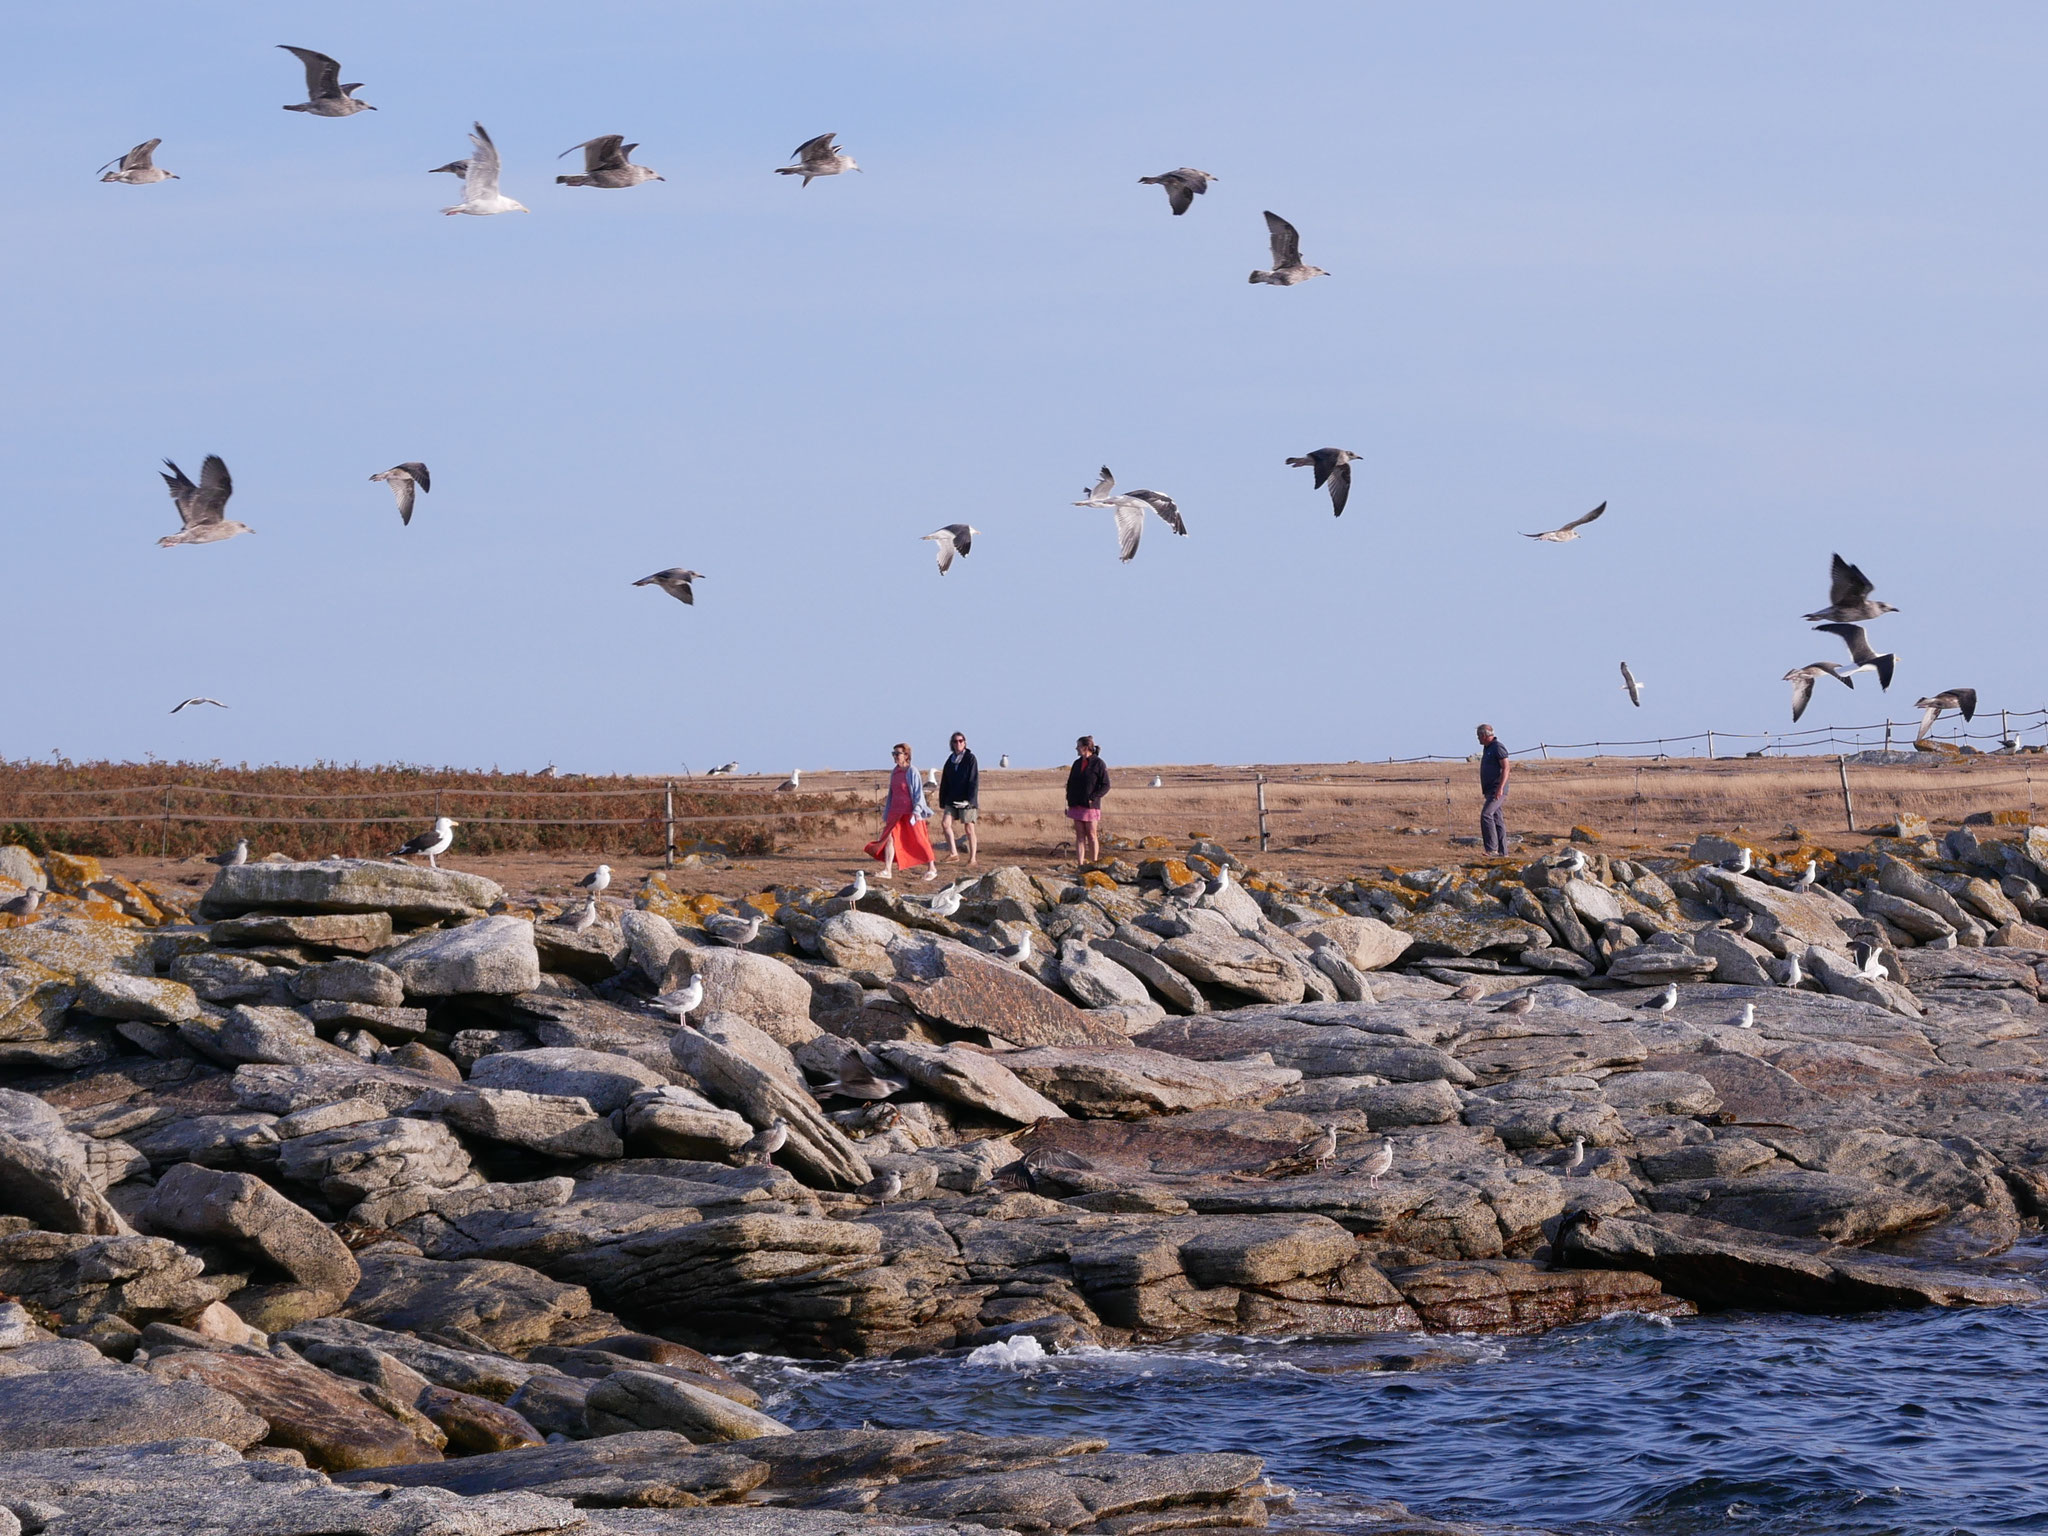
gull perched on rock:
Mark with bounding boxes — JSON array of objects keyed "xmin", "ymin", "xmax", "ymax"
[
  {"xmin": 1721, "ymin": 911, "xmax": 1754, "ymax": 938},
  {"xmin": 777, "ymin": 770, "xmax": 802, "ymax": 792},
  {"xmin": 1562, "ymin": 848, "xmax": 1589, "ymax": 876},
  {"xmin": 1074, "ymin": 468, "xmax": 1185, "ymax": 563},
  {"xmin": 556, "ymin": 898, "xmax": 599, "ymax": 934},
  {"xmin": 1364, "ymin": 1137, "xmax": 1394, "ymax": 1188},
  {"xmin": 1776, "ymin": 952, "xmax": 1803, "ymax": 988},
  {"xmin": 1803, "ymin": 554, "xmax": 1898, "ymax": 624},
  {"xmin": 1916, "ymin": 689, "xmax": 1978, "ymax": 741},
  {"xmin": 1647, "ymin": 983, "xmax": 1677, "ymax": 1013},
  {"xmin": 1524, "ymin": 502, "xmax": 1605, "ymax": 543},
  {"xmin": 1723, "ymin": 848, "xmax": 1753, "ymax": 876},
  {"xmin": 207, "ymin": 839, "xmax": 249, "ymax": 869},
  {"xmin": 1285, "ymin": 448, "xmax": 1361, "ymax": 517},
  {"xmin": 776, "ymin": 133, "xmax": 857, "ymax": 184},
  {"xmin": 1737, "ymin": 1002, "xmax": 1756, "ymax": 1029},
  {"xmin": 1138, "ymin": 167, "xmax": 1217, "ymax": 215},
  {"xmin": 634, "ymin": 568, "xmax": 704, "ymax": 606},
  {"xmin": 1300, "ymin": 1124, "xmax": 1337, "ymax": 1170},
  {"xmin": 1204, "ymin": 866, "xmax": 1232, "ymax": 897},
  {"xmin": 170, "ymin": 697, "xmax": 228, "ymax": 713},
  {"xmin": 1852, "ymin": 939, "xmax": 1890, "ymax": 980},
  {"xmin": 995, "ymin": 933, "xmax": 1032, "ymax": 967},
  {"xmin": 835, "ymin": 871, "xmax": 868, "ymax": 903},
  {"xmin": 158, "ymin": 457, "xmax": 249, "ymax": 548},
  {"xmin": 653, "ymin": 975, "xmax": 704, "ymax": 1021},
  {"xmin": 556, "ymin": 135, "xmax": 663, "ymax": 188},
  {"xmin": 740, "ymin": 1117, "xmax": 789, "ymax": 1166},
  {"xmin": 369, "ymin": 463, "xmax": 430, "ymax": 526},
  {"xmin": 1790, "ymin": 861, "xmax": 1817, "ymax": 892},
  {"xmin": 1493, "ymin": 993, "xmax": 1534, "ymax": 1016},
  {"xmin": 1563, "ymin": 1136, "xmax": 1585, "ymax": 1174},
  {"xmin": 922, "ymin": 524, "xmax": 977, "ymax": 574},
  {"xmin": 99, "ymin": 140, "xmax": 177, "ymax": 184},
  {"xmin": 574, "ymin": 864, "xmax": 611, "ymax": 894},
  {"xmin": 1785, "ymin": 661, "xmax": 1855, "ymax": 722},
  {"xmin": 440, "ymin": 124, "xmax": 528, "ymax": 216},
  {"xmin": 278, "ymin": 46, "xmax": 375, "ymax": 116},
  {"xmin": 704, "ymin": 911, "xmax": 762, "ymax": 947},
  {"xmin": 862, "ymin": 1168, "xmax": 904, "ymax": 1206},
  {"xmin": 1249, "ymin": 212, "xmax": 1327, "ymax": 285},
  {"xmin": 1813, "ymin": 623, "xmax": 1896, "ymax": 691},
  {"xmin": 392, "ymin": 816, "xmax": 457, "ymax": 869},
  {"xmin": 1619, "ymin": 662, "xmax": 1644, "ymax": 708},
  {"xmin": 0, "ymin": 888, "xmax": 42, "ymax": 920}
]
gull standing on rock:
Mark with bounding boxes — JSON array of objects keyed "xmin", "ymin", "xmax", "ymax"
[
  {"xmin": 556, "ymin": 135, "xmax": 663, "ymax": 188},
  {"xmin": 1619, "ymin": 662, "xmax": 1644, "ymax": 708},
  {"xmin": 1074, "ymin": 468, "xmax": 1185, "ymax": 563},
  {"xmin": 1249, "ymin": 211, "xmax": 1328, "ymax": 285},
  {"xmin": 278, "ymin": 46, "xmax": 375, "ymax": 116},
  {"xmin": 1803, "ymin": 554, "xmax": 1898, "ymax": 624},
  {"xmin": 1785, "ymin": 661, "xmax": 1856, "ymax": 722},
  {"xmin": 1814, "ymin": 623, "xmax": 1896, "ymax": 692},
  {"xmin": 1524, "ymin": 502, "xmax": 1606, "ymax": 543},
  {"xmin": 704, "ymin": 911, "xmax": 762, "ymax": 947},
  {"xmin": 158, "ymin": 457, "xmax": 250, "ymax": 548},
  {"xmin": 921, "ymin": 525, "xmax": 977, "ymax": 574},
  {"xmin": 1562, "ymin": 848, "xmax": 1589, "ymax": 876},
  {"xmin": 207, "ymin": 839, "xmax": 249, "ymax": 869},
  {"xmin": 557, "ymin": 898, "xmax": 599, "ymax": 934},
  {"xmin": 1790, "ymin": 861, "xmax": 1817, "ymax": 892},
  {"xmin": 1365, "ymin": 1137, "xmax": 1394, "ymax": 1188},
  {"xmin": 862, "ymin": 1168, "xmax": 904, "ymax": 1206},
  {"xmin": 170, "ymin": 697, "xmax": 228, "ymax": 713},
  {"xmin": 776, "ymin": 134, "xmax": 857, "ymax": 184},
  {"xmin": 1777, "ymin": 952, "xmax": 1803, "ymax": 988},
  {"xmin": 0, "ymin": 888, "xmax": 42, "ymax": 920},
  {"xmin": 1724, "ymin": 849, "xmax": 1753, "ymax": 875},
  {"xmin": 440, "ymin": 124, "xmax": 528, "ymax": 216},
  {"xmin": 1647, "ymin": 983, "xmax": 1678, "ymax": 1014},
  {"xmin": 1301, "ymin": 1124, "xmax": 1337, "ymax": 1170},
  {"xmin": 99, "ymin": 140, "xmax": 177, "ymax": 184},
  {"xmin": 1564, "ymin": 1136, "xmax": 1585, "ymax": 1175},
  {"xmin": 1916, "ymin": 689, "xmax": 1978, "ymax": 741},
  {"xmin": 392, "ymin": 816, "xmax": 457, "ymax": 869},
  {"xmin": 1852, "ymin": 939, "xmax": 1890, "ymax": 980},
  {"xmin": 995, "ymin": 933, "xmax": 1032, "ymax": 967},
  {"xmin": 370, "ymin": 463, "xmax": 430, "ymax": 525},
  {"xmin": 740, "ymin": 1117, "xmax": 789, "ymax": 1167},
  {"xmin": 574, "ymin": 864, "xmax": 611, "ymax": 894},
  {"xmin": 653, "ymin": 975, "xmax": 704, "ymax": 1022},
  {"xmin": 634, "ymin": 568, "xmax": 704, "ymax": 606},
  {"xmin": 1737, "ymin": 1002, "xmax": 1756, "ymax": 1029},
  {"xmin": 926, "ymin": 885, "xmax": 962, "ymax": 918},
  {"xmin": 835, "ymin": 871, "xmax": 868, "ymax": 903},
  {"xmin": 1138, "ymin": 167, "xmax": 1216, "ymax": 215},
  {"xmin": 1493, "ymin": 994, "xmax": 1534, "ymax": 1016},
  {"xmin": 1285, "ymin": 448, "xmax": 1361, "ymax": 517}
]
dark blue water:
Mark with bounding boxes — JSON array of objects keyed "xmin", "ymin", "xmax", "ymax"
[{"xmin": 733, "ymin": 1303, "xmax": 2048, "ymax": 1535}]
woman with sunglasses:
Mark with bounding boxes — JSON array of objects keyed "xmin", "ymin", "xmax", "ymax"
[{"xmin": 864, "ymin": 742, "xmax": 939, "ymax": 881}]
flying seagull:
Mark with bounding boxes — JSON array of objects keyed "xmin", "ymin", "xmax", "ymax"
[
  {"xmin": 1285, "ymin": 448, "xmax": 1360, "ymax": 517},
  {"xmin": 1813, "ymin": 622, "xmax": 1896, "ymax": 691},
  {"xmin": 158, "ymin": 457, "xmax": 250, "ymax": 547},
  {"xmin": 706, "ymin": 761, "xmax": 738, "ymax": 776},
  {"xmin": 574, "ymin": 864, "xmax": 611, "ymax": 894},
  {"xmin": 1137, "ymin": 167, "xmax": 1217, "ymax": 216},
  {"xmin": 634, "ymin": 568, "xmax": 704, "ymax": 606},
  {"xmin": 1249, "ymin": 211, "xmax": 1327, "ymax": 285},
  {"xmin": 653, "ymin": 975, "xmax": 704, "ymax": 1021},
  {"xmin": 1804, "ymin": 553, "xmax": 1898, "ymax": 624},
  {"xmin": 99, "ymin": 140, "xmax": 177, "ymax": 184},
  {"xmin": 1524, "ymin": 502, "xmax": 1606, "ymax": 543},
  {"xmin": 1074, "ymin": 467, "xmax": 1185, "ymax": 563},
  {"xmin": 368, "ymin": 463, "xmax": 430, "ymax": 525},
  {"xmin": 556, "ymin": 135, "xmax": 663, "ymax": 188},
  {"xmin": 922, "ymin": 524, "xmax": 978, "ymax": 574},
  {"xmin": 777, "ymin": 770, "xmax": 802, "ymax": 791},
  {"xmin": 1784, "ymin": 661, "xmax": 1855, "ymax": 722},
  {"xmin": 392, "ymin": 816, "xmax": 457, "ymax": 869},
  {"xmin": 278, "ymin": 46, "xmax": 375, "ymax": 117},
  {"xmin": 169, "ymin": 697, "xmax": 228, "ymax": 714},
  {"xmin": 776, "ymin": 133, "xmax": 858, "ymax": 184},
  {"xmin": 441, "ymin": 124, "xmax": 528, "ymax": 216},
  {"xmin": 740, "ymin": 1117, "xmax": 790, "ymax": 1166},
  {"xmin": 1916, "ymin": 688, "xmax": 1978, "ymax": 741},
  {"xmin": 206, "ymin": 839, "xmax": 249, "ymax": 869},
  {"xmin": 1619, "ymin": 662, "xmax": 1644, "ymax": 707}
]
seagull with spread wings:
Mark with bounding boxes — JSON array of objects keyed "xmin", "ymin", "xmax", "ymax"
[
  {"xmin": 776, "ymin": 133, "xmax": 858, "ymax": 184},
  {"xmin": 277, "ymin": 46, "xmax": 375, "ymax": 117},
  {"xmin": 1249, "ymin": 211, "xmax": 1327, "ymax": 285},
  {"xmin": 440, "ymin": 124, "xmax": 528, "ymax": 216},
  {"xmin": 1285, "ymin": 448, "xmax": 1360, "ymax": 517},
  {"xmin": 1619, "ymin": 662, "xmax": 1644, "ymax": 707},
  {"xmin": 1138, "ymin": 167, "xmax": 1217, "ymax": 215},
  {"xmin": 556, "ymin": 135, "xmax": 663, "ymax": 188},
  {"xmin": 1813, "ymin": 622, "xmax": 1896, "ymax": 691},
  {"xmin": 1783, "ymin": 661, "xmax": 1855, "ymax": 722},
  {"xmin": 1916, "ymin": 688, "xmax": 1978, "ymax": 741},
  {"xmin": 1074, "ymin": 468, "xmax": 1185, "ymax": 563},
  {"xmin": 170, "ymin": 697, "xmax": 228, "ymax": 714},
  {"xmin": 921, "ymin": 525, "xmax": 978, "ymax": 574},
  {"xmin": 634, "ymin": 568, "xmax": 704, "ymax": 606},
  {"xmin": 158, "ymin": 457, "xmax": 250, "ymax": 547},
  {"xmin": 1524, "ymin": 502, "xmax": 1606, "ymax": 542},
  {"xmin": 369, "ymin": 463, "xmax": 430, "ymax": 525},
  {"xmin": 99, "ymin": 140, "xmax": 177, "ymax": 184},
  {"xmin": 1803, "ymin": 553, "xmax": 1898, "ymax": 623}
]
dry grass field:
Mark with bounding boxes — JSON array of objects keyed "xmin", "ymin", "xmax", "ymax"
[{"xmin": 21, "ymin": 754, "xmax": 2038, "ymax": 908}]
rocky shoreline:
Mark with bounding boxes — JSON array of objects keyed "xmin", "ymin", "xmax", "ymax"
[{"xmin": 4, "ymin": 818, "xmax": 2048, "ymax": 1534}]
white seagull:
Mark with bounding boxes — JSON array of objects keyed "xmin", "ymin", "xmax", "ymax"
[
  {"xmin": 835, "ymin": 871, "xmax": 868, "ymax": 902},
  {"xmin": 278, "ymin": 46, "xmax": 375, "ymax": 117},
  {"xmin": 925, "ymin": 885, "xmax": 963, "ymax": 918},
  {"xmin": 1619, "ymin": 662, "xmax": 1644, "ymax": 707},
  {"xmin": 995, "ymin": 932, "xmax": 1032, "ymax": 966},
  {"xmin": 653, "ymin": 974, "xmax": 705, "ymax": 1021},
  {"xmin": 634, "ymin": 568, "xmax": 704, "ymax": 606},
  {"xmin": 158, "ymin": 457, "xmax": 251, "ymax": 547},
  {"xmin": 1647, "ymin": 983, "xmax": 1678, "ymax": 1013},
  {"xmin": 557, "ymin": 898, "xmax": 599, "ymax": 934},
  {"xmin": 777, "ymin": 770, "xmax": 802, "ymax": 791},
  {"xmin": 1524, "ymin": 502, "xmax": 1606, "ymax": 543},
  {"xmin": 370, "ymin": 463, "xmax": 430, "ymax": 526},
  {"xmin": 776, "ymin": 133, "xmax": 858, "ymax": 184},
  {"xmin": 392, "ymin": 816, "xmax": 457, "ymax": 869},
  {"xmin": 1724, "ymin": 849, "xmax": 1753, "ymax": 875},
  {"xmin": 1778, "ymin": 952, "xmax": 1803, "ymax": 988},
  {"xmin": 1138, "ymin": 167, "xmax": 1217, "ymax": 215},
  {"xmin": 1364, "ymin": 1137, "xmax": 1394, "ymax": 1188},
  {"xmin": 704, "ymin": 911, "xmax": 763, "ymax": 947},
  {"xmin": 99, "ymin": 139, "xmax": 178, "ymax": 184},
  {"xmin": 1791, "ymin": 861, "xmax": 1817, "ymax": 891},
  {"xmin": 1562, "ymin": 848, "xmax": 1589, "ymax": 876},
  {"xmin": 1563, "ymin": 1135, "xmax": 1585, "ymax": 1174},
  {"xmin": 922, "ymin": 524, "xmax": 978, "ymax": 574},
  {"xmin": 1737, "ymin": 1002, "xmax": 1756, "ymax": 1029},
  {"xmin": 706, "ymin": 761, "xmax": 738, "ymax": 776},
  {"xmin": 998, "ymin": 755, "xmax": 1010, "ymax": 768},
  {"xmin": 574, "ymin": 864, "xmax": 612, "ymax": 894},
  {"xmin": 1150, "ymin": 775, "xmax": 1164, "ymax": 789},
  {"xmin": 1249, "ymin": 211, "xmax": 1328, "ymax": 285},
  {"xmin": 170, "ymin": 697, "xmax": 228, "ymax": 714},
  {"xmin": 1074, "ymin": 467, "xmax": 1185, "ymax": 563},
  {"xmin": 440, "ymin": 124, "xmax": 528, "ymax": 216}
]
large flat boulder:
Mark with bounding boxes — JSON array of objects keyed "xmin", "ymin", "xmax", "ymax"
[
  {"xmin": 887, "ymin": 937, "xmax": 1126, "ymax": 1047},
  {"xmin": 141, "ymin": 1160, "xmax": 359, "ymax": 1300},
  {"xmin": 0, "ymin": 1367, "xmax": 267, "ymax": 1451},
  {"xmin": 332, "ymin": 1429, "xmax": 769, "ymax": 1504},
  {"xmin": 999, "ymin": 1046, "xmax": 1300, "ymax": 1118},
  {"xmin": 670, "ymin": 1026, "xmax": 872, "ymax": 1191},
  {"xmin": 873, "ymin": 1040, "xmax": 1069, "ymax": 1125},
  {"xmin": 1703, "ymin": 870, "xmax": 1858, "ymax": 957},
  {"xmin": 0, "ymin": 1086, "xmax": 128, "ymax": 1234},
  {"xmin": 1134, "ymin": 1017, "xmax": 1471, "ymax": 1083},
  {"xmin": 669, "ymin": 946, "xmax": 817, "ymax": 1045},
  {"xmin": 1153, "ymin": 932, "xmax": 1304, "ymax": 1004},
  {"xmin": 1284, "ymin": 914, "xmax": 1413, "ymax": 972},
  {"xmin": 147, "ymin": 1349, "xmax": 443, "ymax": 1471},
  {"xmin": 210, "ymin": 911, "xmax": 395, "ymax": 953},
  {"xmin": 344, "ymin": 1250, "xmax": 593, "ymax": 1352},
  {"xmin": 469, "ymin": 1047, "xmax": 667, "ymax": 1114},
  {"xmin": 375, "ymin": 917, "xmax": 541, "ymax": 997},
  {"xmin": 202, "ymin": 859, "xmax": 503, "ymax": 923}
]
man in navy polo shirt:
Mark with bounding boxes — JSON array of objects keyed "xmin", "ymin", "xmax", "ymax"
[{"xmin": 1477, "ymin": 724, "xmax": 1511, "ymax": 856}]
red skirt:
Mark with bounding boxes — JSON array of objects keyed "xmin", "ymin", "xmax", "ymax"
[{"xmin": 865, "ymin": 815, "xmax": 934, "ymax": 867}]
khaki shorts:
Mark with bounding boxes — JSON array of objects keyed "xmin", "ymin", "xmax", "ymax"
[{"xmin": 944, "ymin": 804, "xmax": 978, "ymax": 824}]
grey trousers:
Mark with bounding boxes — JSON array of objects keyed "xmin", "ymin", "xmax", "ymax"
[{"xmin": 1481, "ymin": 795, "xmax": 1507, "ymax": 855}]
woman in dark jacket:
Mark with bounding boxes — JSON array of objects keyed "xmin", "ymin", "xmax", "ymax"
[{"xmin": 1064, "ymin": 736, "xmax": 1110, "ymax": 868}]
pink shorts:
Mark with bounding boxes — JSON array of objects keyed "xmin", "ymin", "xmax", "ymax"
[{"xmin": 1065, "ymin": 807, "xmax": 1101, "ymax": 823}]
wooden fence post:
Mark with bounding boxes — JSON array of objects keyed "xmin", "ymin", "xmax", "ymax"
[
  {"xmin": 1837, "ymin": 755, "xmax": 1856, "ymax": 833},
  {"xmin": 664, "ymin": 782, "xmax": 675, "ymax": 868},
  {"xmin": 1255, "ymin": 775, "xmax": 1269, "ymax": 853}
]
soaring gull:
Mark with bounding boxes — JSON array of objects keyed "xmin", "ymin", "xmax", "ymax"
[
  {"xmin": 706, "ymin": 761, "xmax": 738, "ymax": 776},
  {"xmin": 1916, "ymin": 688, "xmax": 1978, "ymax": 741},
  {"xmin": 170, "ymin": 697, "xmax": 228, "ymax": 714},
  {"xmin": 1804, "ymin": 553, "xmax": 1898, "ymax": 623},
  {"xmin": 634, "ymin": 568, "xmax": 704, "ymax": 606},
  {"xmin": 776, "ymin": 133, "xmax": 858, "ymax": 185},
  {"xmin": 557, "ymin": 135, "xmax": 663, "ymax": 188},
  {"xmin": 158, "ymin": 457, "xmax": 250, "ymax": 547},
  {"xmin": 99, "ymin": 140, "xmax": 177, "ymax": 184},
  {"xmin": 368, "ymin": 463, "xmax": 430, "ymax": 525},
  {"xmin": 1138, "ymin": 167, "xmax": 1217, "ymax": 216},
  {"xmin": 392, "ymin": 816, "xmax": 457, "ymax": 869},
  {"xmin": 1285, "ymin": 448, "xmax": 1360, "ymax": 517},
  {"xmin": 278, "ymin": 46, "xmax": 375, "ymax": 116},
  {"xmin": 1074, "ymin": 467, "xmax": 1185, "ymax": 563},
  {"xmin": 1619, "ymin": 662, "xmax": 1644, "ymax": 707},
  {"xmin": 1813, "ymin": 622, "xmax": 1896, "ymax": 691},
  {"xmin": 922, "ymin": 524, "xmax": 978, "ymax": 574},
  {"xmin": 440, "ymin": 124, "xmax": 528, "ymax": 216},
  {"xmin": 1249, "ymin": 211, "xmax": 1327, "ymax": 285},
  {"xmin": 1524, "ymin": 502, "xmax": 1606, "ymax": 543},
  {"xmin": 1784, "ymin": 661, "xmax": 1855, "ymax": 722}
]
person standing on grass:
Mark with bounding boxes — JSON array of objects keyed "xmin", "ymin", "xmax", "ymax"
[
  {"xmin": 1064, "ymin": 735, "xmax": 1110, "ymax": 868},
  {"xmin": 1477, "ymin": 723, "xmax": 1511, "ymax": 855},
  {"xmin": 938, "ymin": 731, "xmax": 980, "ymax": 866},
  {"xmin": 865, "ymin": 742, "xmax": 939, "ymax": 881}
]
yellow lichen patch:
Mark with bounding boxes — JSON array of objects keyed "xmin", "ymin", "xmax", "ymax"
[
  {"xmin": 635, "ymin": 874, "xmax": 704, "ymax": 927},
  {"xmin": 1990, "ymin": 810, "xmax": 2038, "ymax": 826},
  {"xmin": 1570, "ymin": 826, "xmax": 1603, "ymax": 843},
  {"xmin": 44, "ymin": 852, "xmax": 106, "ymax": 898},
  {"xmin": 89, "ymin": 877, "xmax": 165, "ymax": 926},
  {"xmin": 137, "ymin": 881, "xmax": 199, "ymax": 923},
  {"xmin": 0, "ymin": 916, "xmax": 153, "ymax": 982},
  {"xmin": 1154, "ymin": 859, "xmax": 1194, "ymax": 887},
  {"xmin": 685, "ymin": 893, "xmax": 723, "ymax": 917},
  {"xmin": 747, "ymin": 890, "xmax": 781, "ymax": 919},
  {"xmin": 0, "ymin": 958, "xmax": 77, "ymax": 1043},
  {"xmin": 1137, "ymin": 836, "xmax": 1174, "ymax": 851},
  {"xmin": 1080, "ymin": 870, "xmax": 1117, "ymax": 891},
  {"xmin": 1184, "ymin": 856, "xmax": 1218, "ymax": 880}
]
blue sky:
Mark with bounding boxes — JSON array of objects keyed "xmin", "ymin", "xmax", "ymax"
[{"xmin": 3, "ymin": 3, "xmax": 2042, "ymax": 774}]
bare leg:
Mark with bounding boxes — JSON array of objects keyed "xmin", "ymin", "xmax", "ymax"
[
  {"xmin": 943, "ymin": 817, "xmax": 960, "ymax": 861},
  {"xmin": 966, "ymin": 821, "xmax": 979, "ymax": 866}
]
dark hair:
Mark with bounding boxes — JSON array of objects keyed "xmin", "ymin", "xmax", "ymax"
[{"xmin": 1075, "ymin": 736, "xmax": 1097, "ymax": 755}]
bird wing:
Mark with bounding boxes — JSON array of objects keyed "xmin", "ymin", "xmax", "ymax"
[
  {"xmin": 463, "ymin": 124, "xmax": 502, "ymax": 199},
  {"xmin": 561, "ymin": 134, "xmax": 627, "ymax": 172},
  {"xmin": 1560, "ymin": 501, "xmax": 1607, "ymax": 532},
  {"xmin": 1128, "ymin": 490, "xmax": 1185, "ymax": 535},
  {"xmin": 792, "ymin": 132, "xmax": 836, "ymax": 163},
  {"xmin": 1813, "ymin": 621, "xmax": 1873, "ymax": 664},
  {"xmin": 1164, "ymin": 177, "xmax": 1195, "ymax": 215},
  {"xmin": 125, "ymin": 139, "xmax": 161, "ymax": 171},
  {"xmin": 398, "ymin": 462, "xmax": 429, "ymax": 493},
  {"xmin": 1112, "ymin": 501, "xmax": 1144, "ymax": 562},
  {"xmin": 1263, "ymin": 210, "xmax": 1301, "ymax": 267},
  {"xmin": 429, "ymin": 159, "xmax": 470, "ymax": 177},
  {"xmin": 1620, "ymin": 662, "xmax": 1641, "ymax": 706},
  {"xmin": 281, "ymin": 45, "xmax": 343, "ymax": 100},
  {"xmin": 1327, "ymin": 460, "xmax": 1351, "ymax": 517},
  {"xmin": 388, "ymin": 476, "xmax": 416, "ymax": 524},
  {"xmin": 1082, "ymin": 466, "xmax": 1114, "ymax": 502},
  {"xmin": 1789, "ymin": 670, "xmax": 1816, "ymax": 722},
  {"xmin": 1917, "ymin": 702, "xmax": 1940, "ymax": 738},
  {"xmin": 194, "ymin": 456, "xmax": 233, "ymax": 522},
  {"xmin": 160, "ymin": 460, "xmax": 199, "ymax": 525},
  {"xmin": 949, "ymin": 524, "xmax": 973, "ymax": 556},
  {"xmin": 926, "ymin": 532, "xmax": 955, "ymax": 573},
  {"xmin": 1828, "ymin": 553, "xmax": 1873, "ymax": 607},
  {"xmin": 1951, "ymin": 687, "xmax": 1978, "ymax": 721}
]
